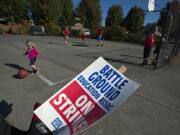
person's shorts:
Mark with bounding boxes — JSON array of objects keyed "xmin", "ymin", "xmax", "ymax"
[
  {"xmin": 97, "ymin": 35, "xmax": 103, "ymax": 41},
  {"xmin": 144, "ymin": 47, "xmax": 152, "ymax": 59},
  {"xmin": 29, "ymin": 58, "xmax": 37, "ymax": 65},
  {"xmin": 64, "ymin": 36, "xmax": 68, "ymax": 40}
]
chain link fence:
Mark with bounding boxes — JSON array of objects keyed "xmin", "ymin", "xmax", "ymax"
[{"xmin": 157, "ymin": 10, "xmax": 180, "ymax": 67}]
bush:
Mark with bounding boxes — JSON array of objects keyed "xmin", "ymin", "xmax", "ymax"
[
  {"xmin": 71, "ymin": 30, "xmax": 81, "ymax": 37},
  {"xmin": 0, "ymin": 20, "xmax": 31, "ymax": 34},
  {"xmin": 125, "ymin": 32, "xmax": 145, "ymax": 44},
  {"xmin": 0, "ymin": 24, "xmax": 9, "ymax": 33},
  {"xmin": 44, "ymin": 22, "xmax": 61, "ymax": 35},
  {"xmin": 104, "ymin": 26, "xmax": 127, "ymax": 41}
]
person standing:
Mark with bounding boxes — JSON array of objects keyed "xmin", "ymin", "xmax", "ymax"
[
  {"xmin": 63, "ymin": 27, "xmax": 70, "ymax": 45},
  {"xmin": 141, "ymin": 32, "xmax": 155, "ymax": 66},
  {"xmin": 96, "ymin": 26, "xmax": 104, "ymax": 47},
  {"xmin": 81, "ymin": 29, "xmax": 90, "ymax": 45}
]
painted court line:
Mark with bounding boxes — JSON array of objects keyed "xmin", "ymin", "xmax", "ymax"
[
  {"xmin": 36, "ymin": 72, "xmax": 71, "ymax": 86},
  {"xmin": 52, "ymin": 78, "xmax": 72, "ymax": 86},
  {"xmin": 36, "ymin": 72, "xmax": 54, "ymax": 86}
]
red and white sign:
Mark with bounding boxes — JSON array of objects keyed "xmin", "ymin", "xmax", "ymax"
[{"xmin": 34, "ymin": 57, "xmax": 139, "ymax": 135}]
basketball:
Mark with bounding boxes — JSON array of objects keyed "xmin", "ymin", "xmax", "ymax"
[{"xmin": 18, "ymin": 69, "xmax": 28, "ymax": 78}]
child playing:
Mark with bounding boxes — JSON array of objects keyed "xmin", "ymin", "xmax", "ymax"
[
  {"xmin": 81, "ymin": 29, "xmax": 90, "ymax": 45},
  {"xmin": 63, "ymin": 27, "xmax": 70, "ymax": 45},
  {"xmin": 25, "ymin": 40, "xmax": 40, "ymax": 74},
  {"xmin": 96, "ymin": 26, "xmax": 104, "ymax": 47}
]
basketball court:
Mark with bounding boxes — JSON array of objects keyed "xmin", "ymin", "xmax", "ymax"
[{"xmin": 0, "ymin": 34, "xmax": 179, "ymax": 135}]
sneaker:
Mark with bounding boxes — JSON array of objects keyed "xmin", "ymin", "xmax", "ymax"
[
  {"xmin": 30, "ymin": 72, "xmax": 35, "ymax": 75},
  {"xmin": 144, "ymin": 65, "xmax": 149, "ymax": 68},
  {"xmin": 35, "ymin": 67, "xmax": 39, "ymax": 74}
]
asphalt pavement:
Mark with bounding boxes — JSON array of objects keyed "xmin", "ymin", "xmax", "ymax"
[{"xmin": 0, "ymin": 34, "xmax": 179, "ymax": 135}]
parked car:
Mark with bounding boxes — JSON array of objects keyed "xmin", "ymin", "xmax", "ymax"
[
  {"xmin": 29, "ymin": 25, "xmax": 46, "ymax": 36},
  {"xmin": 0, "ymin": 18, "xmax": 8, "ymax": 25}
]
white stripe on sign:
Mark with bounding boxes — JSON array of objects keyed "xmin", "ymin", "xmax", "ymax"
[{"xmin": 36, "ymin": 72, "xmax": 71, "ymax": 86}]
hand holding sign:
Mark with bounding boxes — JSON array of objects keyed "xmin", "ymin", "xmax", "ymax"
[{"xmin": 118, "ymin": 65, "xmax": 127, "ymax": 74}]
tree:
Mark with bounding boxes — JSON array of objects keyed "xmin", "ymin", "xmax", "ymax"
[
  {"xmin": 59, "ymin": 0, "xmax": 74, "ymax": 29},
  {"xmin": 28, "ymin": 0, "xmax": 63, "ymax": 24},
  {"xmin": 76, "ymin": 0, "xmax": 102, "ymax": 36},
  {"xmin": 75, "ymin": 0, "xmax": 87, "ymax": 26},
  {"xmin": 0, "ymin": 0, "xmax": 27, "ymax": 22},
  {"xmin": 105, "ymin": 4, "xmax": 125, "ymax": 40},
  {"xmin": 124, "ymin": 6, "xmax": 144, "ymax": 33},
  {"xmin": 105, "ymin": 5, "xmax": 123, "ymax": 27},
  {"xmin": 28, "ymin": 0, "xmax": 65, "ymax": 35}
]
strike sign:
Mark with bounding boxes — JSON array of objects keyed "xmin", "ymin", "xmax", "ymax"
[{"xmin": 34, "ymin": 57, "xmax": 140, "ymax": 135}]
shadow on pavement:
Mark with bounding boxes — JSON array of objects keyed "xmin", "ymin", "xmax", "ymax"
[
  {"xmin": 0, "ymin": 114, "xmax": 27, "ymax": 135},
  {"xmin": 0, "ymin": 102, "xmax": 53, "ymax": 135},
  {"xmin": 5, "ymin": 63, "xmax": 25, "ymax": 70},
  {"xmin": 72, "ymin": 44, "xmax": 88, "ymax": 47},
  {"xmin": 104, "ymin": 57, "xmax": 142, "ymax": 66},
  {"xmin": 48, "ymin": 41, "xmax": 65, "ymax": 46},
  {"xmin": 118, "ymin": 54, "xmax": 142, "ymax": 59},
  {"xmin": 0, "ymin": 100, "xmax": 25, "ymax": 135},
  {"xmin": 0, "ymin": 100, "xmax": 13, "ymax": 118},
  {"xmin": 76, "ymin": 52, "xmax": 143, "ymax": 67},
  {"xmin": 4, "ymin": 63, "xmax": 31, "ymax": 79},
  {"xmin": 71, "ymin": 41, "xmax": 95, "ymax": 46}
]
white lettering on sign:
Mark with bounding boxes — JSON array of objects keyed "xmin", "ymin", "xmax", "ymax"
[{"xmin": 52, "ymin": 93, "xmax": 95, "ymax": 132}]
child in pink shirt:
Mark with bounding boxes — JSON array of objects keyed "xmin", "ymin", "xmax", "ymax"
[{"xmin": 25, "ymin": 40, "xmax": 40, "ymax": 74}]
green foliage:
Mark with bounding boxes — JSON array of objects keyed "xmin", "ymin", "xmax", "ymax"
[
  {"xmin": 71, "ymin": 30, "xmax": 81, "ymax": 37},
  {"xmin": 75, "ymin": 0, "xmax": 86, "ymax": 25},
  {"xmin": 59, "ymin": 0, "xmax": 74, "ymax": 29},
  {"xmin": 105, "ymin": 5, "xmax": 123, "ymax": 27},
  {"xmin": 104, "ymin": 4, "xmax": 125, "ymax": 41},
  {"xmin": 105, "ymin": 26, "xmax": 127, "ymax": 41},
  {"xmin": 0, "ymin": 0, "xmax": 27, "ymax": 22},
  {"xmin": 125, "ymin": 32, "xmax": 144, "ymax": 44},
  {"xmin": 28, "ymin": 0, "xmax": 63, "ymax": 24},
  {"xmin": 44, "ymin": 21, "xmax": 62, "ymax": 35},
  {"xmin": 76, "ymin": 0, "xmax": 102, "ymax": 36},
  {"xmin": 28, "ymin": 0, "xmax": 73, "ymax": 34},
  {"xmin": 124, "ymin": 6, "xmax": 144, "ymax": 33}
]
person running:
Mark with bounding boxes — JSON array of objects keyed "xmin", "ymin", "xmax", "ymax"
[
  {"xmin": 141, "ymin": 32, "xmax": 155, "ymax": 66},
  {"xmin": 81, "ymin": 29, "xmax": 90, "ymax": 45},
  {"xmin": 96, "ymin": 26, "xmax": 104, "ymax": 47},
  {"xmin": 63, "ymin": 27, "xmax": 70, "ymax": 45},
  {"xmin": 24, "ymin": 40, "xmax": 40, "ymax": 74}
]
